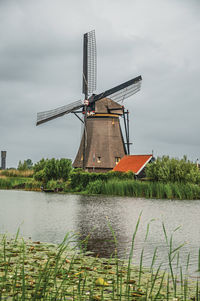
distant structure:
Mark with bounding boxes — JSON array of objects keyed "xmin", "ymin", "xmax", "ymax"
[
  {"xmin": 1, "ymin": 151, "xmax": 7, "ymax": 170},
  {"xmin": 197, "ymin": 159, "xmax": 200, "ymax": 170}
]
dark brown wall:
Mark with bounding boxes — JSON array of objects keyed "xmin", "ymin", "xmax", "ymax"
[
  {"xmin": 73, "ymin": 116, "xmax": 126, "ymax": 171},
  {"xmin": 87, "ymin": 167, "xmax": 112, "ymax": 173}
]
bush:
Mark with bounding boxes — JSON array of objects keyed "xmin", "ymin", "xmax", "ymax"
[
  {"xmin": 70, "ymin": 170, "xmax": 135, "ymax": 191},
  {"xmin": 25, "ymin": 180, "xmax": 41, "ymax": 190},
  {"xmin": 46, "ymin": 179, "xmax": 66, "ymax": 191},
  {"xmin": 18, "ymin": 159, "xmax": 33, "ymax": 171},
  {"xmin": 33, "ymin": 158, "xmax": 72, "ymax": 183},
  {"xmin": 145, "ymin": 156, "xmax": 200, "ymax": 184},
  {"xmin": 57, "ymin": 158, "xmax": 72, "ymax": 181},
  {"xmin": 86, "ymin": 180, "xmax": 104, "ymax": 194},
  {"xmin": 44, "ymin": 158, "xmax": 58, "ymax": 181},
  {"xmin": 0, "ymin": 178, "xmax": 12, "ymax": 189},
  {"xmin": 34, "ymin": 158, "xmax": 47, "ymax": 173},
  {"xmin": 0, "ymin": 177, "xmax": 32, "ymax": 190},
  {"xmin": 34, "ymin": 169, "xmax": 46, "ymax": 182}
]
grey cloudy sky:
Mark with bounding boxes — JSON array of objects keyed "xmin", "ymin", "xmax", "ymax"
[{"xmin": 0, "ymin": 0, "xmax": 200, "ymax": 167}]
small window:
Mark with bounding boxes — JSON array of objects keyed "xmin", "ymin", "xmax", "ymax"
[
  {"xmin": 115, "ymin": 157, "xmax": 120, "ymax": 164},
  {"xmin": 97, "ymin": 157, "xmax": 101, "ymax": 163},
  {"xmin": 81, "ymin": 155, "xmax": 83, "ymax": 161}
]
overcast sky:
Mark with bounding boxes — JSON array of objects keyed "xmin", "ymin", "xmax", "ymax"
[{"xmin": 0, "ymin": 0, "xmax": 200, "ymax": 168}]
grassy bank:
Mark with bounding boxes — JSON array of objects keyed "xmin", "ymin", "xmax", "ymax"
[
  {"xmin": 1, "ymin": 172, "xmax": 200, "ymax": 200},
  {"xmin": 0, "ymin": 177, "xmax": 41, "ymax": 191},
  {"xmin": 0, "ymin": 169, "xmax": 34, "ymax": 178},
  {"xmin": 86, "ymin": 179, "xmax": 200, "ymax": 200},
  {"xmin": 0, "ymin": 169, "xmax": 40, "ymax": 191},
  {"xmin": 0, "ymin": 222, "xmax": 199, "ymax": 300}
]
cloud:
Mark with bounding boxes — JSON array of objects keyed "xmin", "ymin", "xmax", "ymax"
[{"xmin": 0, "ymin": 0, "xmax": 200, "ymax": 167}]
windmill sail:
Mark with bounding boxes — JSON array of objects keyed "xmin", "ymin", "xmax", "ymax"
[
  {"xmin": 36, "ymin": 29, "xmax": 143, "ymax": 172},
  {"xmin": 82, "ymin": 30, "xmax": 97, "ymax": 169},
  {"xmin": 91, "ymin": 75, "xmax": 142, "ymax": 103},
  {"xmin": 106, "ymin": 80, "xmax": 141, "ymax": 103},
  {"xmin": 36, "ymin": 100, "xmax": 83, "ymax": 126},
  {"xmin": 82, "ymin": 30, "xmax": 97, "ymax": 98}
]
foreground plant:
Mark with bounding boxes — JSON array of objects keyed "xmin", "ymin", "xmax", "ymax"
[{"xmin": 0, "ymin": 222, "xmax": 199, "ymax": 300}]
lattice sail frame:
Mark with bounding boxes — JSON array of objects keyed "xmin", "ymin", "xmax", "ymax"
[
  {"xmin": 91, "ymin": 76, "xmax": 142, "ymax": 104},
  {"xmin": 36, "ymin": 100, "xmax": 83, "ymax": 126},
  {"xmin": 36, "ymin": 30, "xmax": 142, "ymax": 127},
  {"xmin": 109, "ymin": 80, "xmax": 141, "ymax": 103},
  {"xmin": 82, "ymin": 30, "xmax": 97, "ymax": 97}
]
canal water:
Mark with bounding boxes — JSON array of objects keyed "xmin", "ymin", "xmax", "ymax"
[{"xmin": 0, "ymin": 190, "xmax": 200, "ymax": 276}]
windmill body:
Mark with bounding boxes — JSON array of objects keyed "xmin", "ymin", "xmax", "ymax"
[
  {"xmin": 73, "ymin": 97, "xmax": 126, "ymax": 172},
  {"xmin": 36, "ymin": 30, "xmax": 142, "ymax": 171}
]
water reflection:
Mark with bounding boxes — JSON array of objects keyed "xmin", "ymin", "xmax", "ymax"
[{"xmin": 76, "ymin": 195, "xmax": 130, "ymax": 257}]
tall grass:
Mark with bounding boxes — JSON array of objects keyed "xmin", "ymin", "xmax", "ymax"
[
  {"xmin": 0, "ymin": 177, "xmax": 40, "ymax": 190},
  {"xmin": 88, "ymin": 178, "xmax": 200, "ymax": 200},
  {"xmin": 0, "ymin": 221, "xmax": 199, "ymax": 300},
  {"xmin": 0, "ymin": 169, "xmax": 33, "ymax": 178}
]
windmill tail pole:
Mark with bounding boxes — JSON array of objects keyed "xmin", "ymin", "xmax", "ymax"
[
  {"xmin": 122, "ymin": 108, "xmax": 127, "ymax": 155},
  {"xmin": 83, "ymin": 99, "xmax": 89, "ymax": 170},
  {"xmin": 127, "ymin": 110, "xmax": 130, "ymax": 155}
]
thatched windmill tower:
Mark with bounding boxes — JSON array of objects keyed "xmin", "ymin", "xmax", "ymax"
[{"xmin": 36, "ymin": 30, "xmax": 142, "ymax": 172}]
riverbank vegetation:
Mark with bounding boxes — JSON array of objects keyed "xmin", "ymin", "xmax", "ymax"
[
  {"xmin": 1, "ymin": 156, "xmax": 200, "ymax": 200},
  {"xmin": 146, "ymin": 155, "xmax": 200, "ymax": 184},
  {"xmin": 0, "ymin": 176, "xmax": 37, "ymax": 190},
  {"xmin": 86, "ymin": 179, "xmax": 200, "ymax": 200},
  {"xmin": 0, "ymin": 217, "xmax": 200, "ymax": 300},
  {"xmin": 0, "ymin": 169, "xmax": 33, "ymax": 178}
]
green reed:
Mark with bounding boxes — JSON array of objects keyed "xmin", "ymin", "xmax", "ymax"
[
  {"xmin": 0, "ymin": 177, "xmax": 34, "ymax": 190},
  {"xmin": 0, "ymin": 220, "xmax": 199, "ymax": 300},
  {"xmin": 97, "ymin": 178, "xmax": 200, "ymax": 200}
]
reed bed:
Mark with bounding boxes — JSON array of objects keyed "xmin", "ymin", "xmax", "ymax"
[
  {"xmin": 0, "ymin": 219, "xmax": 199, "ymax": 300},
  {"xmin": 0, "ymin": 169, "xmax": 34, "ymax": 178},
  {"xmin": 0, "ymin": 177, "xmax": 40, "ymax": 190},
  {"xmin": 87, "ymin": 179, "xmax": 200, "ymax": 200}
]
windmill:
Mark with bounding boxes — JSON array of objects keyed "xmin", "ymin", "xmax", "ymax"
[{"xmin": 36, "ymin": 30, "xmax": 142, "ymax": 172}]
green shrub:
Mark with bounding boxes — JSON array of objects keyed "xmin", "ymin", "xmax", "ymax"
[
  {"xmin": 46, "ymin": 179, "xmax": 57, "ymax": 190},
  {"xmin": 0, "ymin": 178, "xmax": 12, "ymax": 189},
  {"xmin": 34, "ymin": 169, "xmax": 46, "ymax": 182},
  {"xmin": 57, "ymin": 158, "xmax": 72, "ymax": 180},
  {"xmin": 33, "ymin": 158, "xmax": 47, "ymax": 173},
  {"xmin": 18, "ymin": 159, "xmax": 33, "ymax": 171},
  {"xmin": 146, "ymin": 155, "xmax": 200, "ymax": 184},
  {"xmin": 25, "ymin": 180, "xmax": 41, "ymax": 190},
  {"xmin": 33, "ymin": 158, "xmax": 72, "ymax": 183},
  {"xmin": 70, "ymin": 170, "xmax": 135, "ymax": 191},
  {"xmin": 46, "ymin": 179, "xmax": 65, "ymax": 190},
  {"xmin": 0, "ymin": 177, "xmax": 32, "ymax": 190},
  {"xmin": 86, "ymin": 180, "xmax": 104, "ymax": 194}
]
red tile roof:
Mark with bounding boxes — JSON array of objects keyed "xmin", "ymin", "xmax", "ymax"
[{"xmin": 113, "ymin": 155, "xmax": 153, "ymax": 175}]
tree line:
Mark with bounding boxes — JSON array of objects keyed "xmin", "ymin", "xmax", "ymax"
[{"xmin": 15, "ymin": 155, "xmax": 200, "ymax": 186}]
